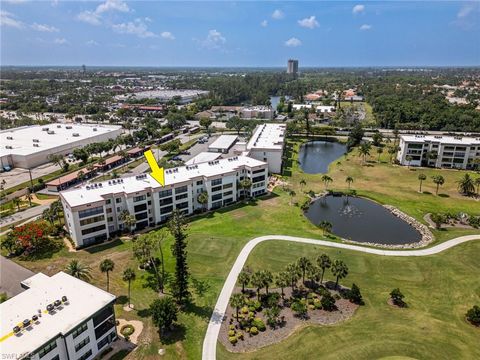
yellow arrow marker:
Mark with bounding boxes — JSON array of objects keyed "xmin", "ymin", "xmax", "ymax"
[{"xmin": 144, "ymin": 150, "xmax": 165, "ymax": 187}]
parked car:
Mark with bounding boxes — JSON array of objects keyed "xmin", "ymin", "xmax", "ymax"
[{"xmin": 171, "ymin": 156, "xmax": 182, "ymax": 161}]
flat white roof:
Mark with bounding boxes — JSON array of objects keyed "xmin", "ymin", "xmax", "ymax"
[
  {"xmin": 208, "ymin": 135, "xmax": 238, "ymax": 150},
  {"xmin": 246, "ymin": 123, "xmax": 286, "ymax": 151},
  {"xmin": 0, "ymin": 272, "xmax": 115, "ymax": 357},
  {"xmin": 61, "ymin": 155, "xmax": 266, "ymax": 207},
  {"xmin": 0, "ymin": 123, "xmax": 122, "ymax": 157},
  {"xmin": 185, "ymin": 152, "xmax": 222, "ymax": 165},
  {"xmin": 400, "ymin": 135, "xmax": 480, "ymax": 146}
]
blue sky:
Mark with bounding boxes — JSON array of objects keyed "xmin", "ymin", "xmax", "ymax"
[{"xmin": 1, "ymin": 1, "xmax": 479, "ymax": 67}]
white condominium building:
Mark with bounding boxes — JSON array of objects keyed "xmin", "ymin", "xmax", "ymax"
[
  {"xmin": 0, "ymin": 272, "xmax": 117, "ymax": 360},
  {"xmin": 397, "ymin": 135, "xmax": 480, "ymax": 169},
  {"xmin": 60, "ymin": 156, "xmax": 268, "ymax": 248},
  {"xmin": 246, "ymin": 123, "xmax": 286, "ymax": 174},
  {"xmin": 241, "ymin": 106, "xmax": 274, "ymax": 120}
]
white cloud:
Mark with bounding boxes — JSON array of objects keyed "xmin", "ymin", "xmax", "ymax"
[
  {"xmin": 3, "ymin": 0, "xmax": 27, "ymax": 4},
  {"xmin": 161, "ymin": 31, "xmax": 175, "ymax": 40},
  {"xmin": 95, "ymin": 0, "xmax": 129, "ymax": 14},
  {"xmin": 359, "ymin": 24, "xmax": 372, "ymax": 31},
  {"xmin": 298, "ymin": 16, "xmax": 319, "ymax": 29},
  {"xmin": 285, "ymin": 37, "xmax": 301, "ymax": 47},
  {"xmin": 77, "ymin": 0, "xmax": 129, "ymax": 26},
  {"xmin": 353, "ymin": 4, "xmax": 365, "ymax": 15},
  {"xmin": 51, "ymin": 0, "xmax": 59, "ymax": 7},
  {"xmin": 54, "ymin": 37, "xmax": 68, "ymax": 45},
  {"xmin": 144, "ymin": 17, "xmax": 152, "ymax": 23},
  {"xmin": 261, "ymin": 20, "xmax": 268, "ymax": 27},
  {"xmin": 86, "ymin": 40, "xmax": 99, "ymax": 46},
  {"xmin": 272, "ymin": 9, "xmax": 284, "ymax": 20},
  {"xmin": 112, "ymin": 19, "xmax": 156, "ymax": 38},
  {"xmin": 31, "ymin": 23, "xmax": 59, "ymax": 32},
  {"xmin": 77, "ymin": 11, "xmax": 101, "ymax": 26},
  {"xmin": 198, "ymin": 29, "xmax": 226, "ymax": 50},
  {"xmin": 457, "ymin": 4, "xmax": 475, "ymax": 18},
  {"xmin": 0, "ymin": 10, "xmax": 24, "ymax": 29}
]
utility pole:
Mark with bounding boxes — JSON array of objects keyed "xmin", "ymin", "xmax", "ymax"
[{"xmin": 28, "ymin": 168, "xmax": 34, "ymax": 190}]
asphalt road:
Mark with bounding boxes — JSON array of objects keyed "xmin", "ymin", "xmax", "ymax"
[{"xmin": 0, "ymin": 256, "xmax": 35, "ymax": 297}]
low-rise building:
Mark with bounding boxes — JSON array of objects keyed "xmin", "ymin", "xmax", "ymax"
[
  {"xmin": 246, "ymin": 123, "xmax": 286, "ymax": 174},
  {"xmin": 208, "ymin": 135, "xmax": 238, "ymax": 153},
  {"xmin": 397, "ymin": 135, "xmax": 480, "ymax": 169},
  {"xmin": 241, "ymin": 106, "xmax": 274, "ymax": 120},
  {"xmin": 60, "ymin": 156, "xmax": 268, "ymax": 247},
  {"xmin": 0, "ymin": 272, "xmax": 117, "ymax": 360}
]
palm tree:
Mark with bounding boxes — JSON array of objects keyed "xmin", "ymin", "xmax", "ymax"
[
  {"xmin": 406, "ymin": 155, "xmax": 413, "ymax": 169},
  {"xmin": 100, "ymin": 259, "xmax": 115, "ymax": 292},
  {"xmin": 457, "ymin": 173, "xmax": 475, "ymax": 195},
  {"xmin": 299, "ymin": 178, "xmax": 306, "ymax": 192},
  {"xmin": 345, "ymin": 176, "xmax": 354, "ymax": 191},
  {"xmin": 376, "ymin": 147, "xmax": 383, "ymax": 162},
  {"xmin": 77, "ymin": 170, "xmax": 85, "ymax": 185},
  {"xmin": 197, "ymin": 191, "xmax": 209, "ymax": 212},
  {"xmin": 237, "ymin": 270, "xmax": 250, "ymax": 293},
  {"xmin": 418, "ymin": 173, "xmax": 426, "ymax": 192},
  {"xmin": 475, "ymin": 177, "xmax": 480, "ymax": 196},
  {"xmin": 12, "ymin": 197, "xmax": 21, "ymax": 212},
  {"xmin": 331, "ymin": 260, "xmax": 349, "ymax": 289},
  {"xmin": 251, "ymin": 271, "xmax": 264, "ymax": 300},
  {"xmin": 275, "ymin": 271, "xmax": 290, "ymax": 298},
  {"xmin": 261, "ymin": 270, "xmax": 273, "ymax": 295},
  {"xmin": 387, "ymin": 146, "xmax": 398, "ymax": 163},
  {"xmin": 285, "ymin": 263, "xmax": 300, "ymax": 290},
  {"xmin": 65, "ymin": 260, "xmax": 91, "ymax": 281},
  {"xmin": 296, "ymin": 257, "xmax": 312, "ymax": 284},
  {"xmin": 358, "ymin": 142, "xmax": 371, "ymax": 164},
  {"xmin": 239, "ymin": 178, "xmax": 252, "ymax": 200},
  {"xmin": 122, "ymin": 268, "xmax": 136, "ymax": 308},
  {"xmin": 230, "ymin": 293, "xmax": 244, "ymax": 321},
  {"xmin": 42, "ymin": 208, "xmax": 55, "ymax": 225},
  {"xmin": 316, "ymin": 254, "xmax": 332, "ymax": 284},
  {"xmin": 321, "ymin": 175, "xmax": 333, "ymax": 192},
  {"xmin": 432, "ymin": 175, "xmax": 445, "ymax": 195},
  {"xmin": 318, "ymin": 220, "xmax": 332, "ymax": 235},
  {"xmin": 25, "ymin": 190, "xmax": 33, "ymax": 207}
]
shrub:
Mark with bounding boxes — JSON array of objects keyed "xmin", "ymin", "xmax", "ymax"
[
  {"xmin": 249, "ymin": 326, "xmax": 259, "ymax": 335},
  {"xmin": 291, "ymin": 300, "xmax": 308, "ymax": 318},
  {"xmin": 390, "ymin": 288, "xmax": 406, "ymax": 307},
  {"xmin": 252, "ymin": 300, "xmax": 262, "ymax": 311},
  {"xmin": 252, "ymin": 318, "xmax": 266, "ymax": 331},
  {"xmin": 347, "ymin": 283, "xmax": 364, "ymax": 305},
  {"xmin": 241, "ymin": 306, "xmax": 249, "ymax": 314},
  {"xmin": 321, "ymin": 292, "xmax": 336, "ymax": 311},
  {"xmin": 237, "ymin": 332, "xmax": 244, "ymax": 340},
  {"xmin": 120, "ymin": 324, "xmax": 135, "ymax": 337},
  {"xmin": 248, "ymin": 305, "xmax": 256, "ymax": 312},
  {"xmin": 228, "ymin": 330, "xmax": 235, "ymax": 337},
  {"xmin": 314, "ymin": 299, "xmax": 322, "ymax": 309},
  {"xmin": 308, "ymin": 304, "xmax": 315, "ymax": 310},
  {"xmin": 229, "ymin": 336, "xmax": 237, "ymax": 344},
  {"xmin": 229, "ymin": 324, "xmax": 235, "ymax": 330},
  {"xmin": 466, "ymin": 305, "xmax": 480, "ymax": 326}
]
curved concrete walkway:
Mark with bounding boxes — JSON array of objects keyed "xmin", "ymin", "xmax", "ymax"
[{"xmin": 202, "ymin": 234, "xmax": 480, "ymax": 360}]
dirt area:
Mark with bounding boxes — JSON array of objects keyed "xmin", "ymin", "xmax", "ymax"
[
  {"xmin": 117, "ymin": 318, "xmax": 144, "ymax": 345},
  {"xmin": 424, "ymin": 213, "xmax": 474, "ymax": 230},
  {"xmin": 219, "ymin": 286, "xmax": 359, "ymax": 353}
]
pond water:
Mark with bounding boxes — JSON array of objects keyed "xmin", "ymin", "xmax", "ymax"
[
  {"xmin": 298, "ymin": 141, "xmax": 347, "ymax": 174},
  {"xmin": 305, "ymin": 195, "xmax": 422, "ymax": 245}
]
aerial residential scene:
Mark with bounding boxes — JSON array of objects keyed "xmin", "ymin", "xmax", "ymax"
[{"xmin": 0, "ymin": 1, "xmax": 479, "ymax": 359}]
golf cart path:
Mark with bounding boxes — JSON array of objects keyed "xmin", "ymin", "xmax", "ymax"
[{"xmin": 202, "ymin": 234, "xmax": 480, "ymax": 360}]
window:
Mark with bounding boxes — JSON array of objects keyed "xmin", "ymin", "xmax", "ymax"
[
  {"xmin": 105, "ymin": 199, "xmax": 111, "ymax": 205},
  {"xmin": 253, "ymin": 169, "xmax": 265, "ymax": 174},
  {"xmin": 161, "ymin": 205, "xmax": 173, "ymax": 214},
  {"xmin": 160, "ymin": 197, "xmax": 173, "ymax": 206},
  {"xmin": 133, "ymin": 195, "xmax": 146, "ymax": 202},
  {"xmin": 135, "ymin": 212, "xmax": 148, "ymax": 221},
  {"xmin": 134, "ymin": 204, "xmax": 147, "ymax": 213},
  {"xmin": 75, "ymin": 337, "xmax": 90, "ymax": 352},
  {"xmin": 223, "ymin": 183, "xmax": 233, "ymax": 189},
  {"xmin": 107, "ymin": 217, "xmax": 113, "ymax": 222},
  {"xmin": 97, "ymin": 335, "xmax": 111, "ymax": 351},
  {"xmin": 106, "ymin": 208, "xmax": 112, "ymax": 213},
  {"xmin": 38, "ymin": 339, "xmax": 57, "ymax": 358},
  {"xmin": 78, "ymin": 349, "xmax": 92, "ymax": 360},
  {"xmin": 224, "ymin": 191, "xmax": 233, "ymax": 196},
  {"xmin": 175, "ymin": 186, "xmax": 188, "ymax": 194},
  {"xmin": 72, "ymin": 323, "xmax": 88, "ymax": 339},
  {"xmin": 159, "ymin": 189, "xmax": 172, "ymax": 198},
  {"xmin": 252, "ymin": 175, "xmax": 265, "ymax": 183},
  {"xmin": 83, "ymin": 233, "xmax": 107, "ymax": 246},
  {"xmin": 93, "ymin": 305, "xmax": 114, "ymax": 327},
  {"xmin": 212, "ymin": 193, "xmax": 222, "ymax": 201},
  {"xmin": 176, "ymin": 193, "xmax": 188, "ymax": 201},
  {"xmin": 115, "ymin": 198, "xmax": 122, "ymax": 203},
  {"xmin": 81, "ymin": 224, "xmax": 106, "ymax": 236},
  {"xmin": 78, "ymin": 207, "xmax": 103, "ymax": 219},
  {"xmin": 94, "ymin": 318, "xmax": 115, "ymax": 340},
  {"xmin": 79, "ymin": 215, "xmax": 105, "ymax": 227},
  {"xmin": 212, "ymin": 186, "xmax": 222, "ymax": 192},
  {"xmin": 196, "ymin": 180, "xmax": 203, "ymax": 185},
  {"xmin": 176, "ymin": 202, "xmax": 189, "ymax": 210},
  {"xmin": 211, "ymin": 179, "xmax": 222, "ymax": 186}
]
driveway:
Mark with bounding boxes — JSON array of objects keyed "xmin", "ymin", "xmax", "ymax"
[
  {"xmin": 0, "ymin": 204, "xmax": 48, "ymax": 228},
  {"xmin": 0, "ymin": 256, "xmax": 35, "ymax": 297},
  {"xmin": 202, "ymin": 234, "xmax": 480, "ymax": 360}
]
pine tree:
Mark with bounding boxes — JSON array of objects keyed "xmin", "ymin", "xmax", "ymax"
[{"xmin": 168, "ymin": 210, "xmax": 190, "ymax": 304}]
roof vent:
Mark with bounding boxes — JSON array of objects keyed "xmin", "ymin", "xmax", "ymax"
[
  {"xmin": 86, "ymin": 185, "xmax": 90, "ymax": 190},
  {"xmin": 73, "ymin": 133, "xmax": 79, "ymax": 137},
  {"xmin": 42, "ymin": 127, "xmax": 49, "ymax": 131},
  {"xmin": 6, "ymin": 136, "xmax": 13, "ymax": 140},
  {"xmin": 66, "ymin": 125, "xmax": 72, "ymax": 129},
  {"xmin": 57, "ymin": 125, "xmax": 61, "ymax": 128},
  {"xmin": 47, "ymin": 130, "xmax": 55, "ymax": 135},
  {"xmin": 46, "ymin": 304, "xmax": 54, "ymax": 312},
  {"xmin": 33, "ymin": 139, "xmax": 39, "ymax": 143},
  {"xmin": 5, "ymin": 145, "xmax": 13, "ymax": 149},
  {"xmin": 13, "ymin": 326, "xmax": 21, "ymax": 334},
  {"xmin": 62, "ymin": 296, "xmax": 68, "ymax": 302},
  {"xmin": 93, "ymin": 128, "xmax": 97, "ymax": 131},
  {"xmin": 33, "ymin": 144, "xmax": 39, "ymax": 147},
  {"xmin": 54, "ymin": 300, "xmax": 61, "ymax": 307}
]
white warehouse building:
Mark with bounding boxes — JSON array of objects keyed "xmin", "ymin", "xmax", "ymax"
[
  {"xmin": 397, "ymin": 135, "xmax": 480, "ymax": 169},
  {"xmin": 0, "ymin": 272, "xmax": 117, "ymax": 360},
  {"xmin": 246, "ymin": 123, "xmax": 286, "ymax": 174},
  {"xmin": 60, "ymin": 156, "xmax": 268, "ymax": 248},
  {"xmin": 0, "ymin": 124, "xmax": 123, "ymax": 169}
]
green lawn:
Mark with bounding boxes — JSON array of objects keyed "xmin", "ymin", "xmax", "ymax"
[
  {"xmin": 9, "ymin": 138, "xmax": 480, "ymax": 359},
  {"xmin": 218, "ymin": 239, "xmax": 480, "ymax": 360}
]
